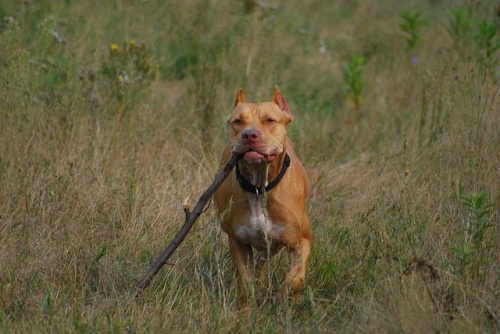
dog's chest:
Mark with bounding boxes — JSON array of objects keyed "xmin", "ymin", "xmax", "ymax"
[{"xmin": 234, "ymin": 195, "xmax": 283, "ymax": 249}]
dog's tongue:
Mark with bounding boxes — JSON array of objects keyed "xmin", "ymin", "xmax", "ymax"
[{"xmin": 243, "ymin": 151, "xmax": 266, "ymax": 164}]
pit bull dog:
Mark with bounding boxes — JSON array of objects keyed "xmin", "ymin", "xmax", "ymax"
[{"xmin": 213, "ymin": 87, "xmax": 311, "ymax": 302}]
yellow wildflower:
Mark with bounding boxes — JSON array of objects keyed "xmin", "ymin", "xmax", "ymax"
[
  {"xmin": 404, "ymin": 168, "xmax": 410, "ymax": 175},
  {"xmin": 110, "ymin": 43, "xmax": 119, "ymax": 52}
]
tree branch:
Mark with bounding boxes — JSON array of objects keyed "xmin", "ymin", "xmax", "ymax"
[{"xmin": 134, "ymin": 154, "xmax": 239, "ymax": 297}]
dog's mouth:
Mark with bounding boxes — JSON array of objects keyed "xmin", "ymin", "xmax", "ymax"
[{"xmin": 242, "ymin": 149, "xmax": 277, "ymax": 164}]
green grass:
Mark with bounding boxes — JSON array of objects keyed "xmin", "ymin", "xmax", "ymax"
[{"xmin": 1, "ymin": 0, "xmax": 499, "ymax": 332}]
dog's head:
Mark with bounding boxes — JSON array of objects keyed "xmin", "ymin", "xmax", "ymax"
[{"xmin": 227, "ymin": 87, "xmax": 293, "ymax": 165}]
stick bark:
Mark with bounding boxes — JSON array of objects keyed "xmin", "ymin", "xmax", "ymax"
[{"xmin": 134, "ymin": 154, "xmax": 239, "ymax": 297}]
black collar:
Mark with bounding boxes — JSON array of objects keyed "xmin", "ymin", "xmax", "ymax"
[{"xmin": 235, "ymin": 153, "xmax": 291, "ymax": 194}]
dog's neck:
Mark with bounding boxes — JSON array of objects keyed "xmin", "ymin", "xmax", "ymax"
[
  {"xmin": 237, "ymin": 151, "xmax": 287, "ymax": 191},
  {"xmin": 237, "ymin": 161, "xmax": 268, "ymax": 190}
]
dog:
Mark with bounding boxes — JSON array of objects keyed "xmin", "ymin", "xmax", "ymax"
[{"xmin": 213, "ymin": 86, "xmax": 312, "ymax": 302}]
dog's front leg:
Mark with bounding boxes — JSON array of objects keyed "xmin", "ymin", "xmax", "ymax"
[
  {"xmin": 255, "ymin": 244, "xmax": 281, "ymax": 287},
  {"xmin": 228, "ymin": 236, "xmax": 254, "ymax": 303},
  {"xmin": 284, "ymin": 237, "xmax": 311, "ymax": 295}
]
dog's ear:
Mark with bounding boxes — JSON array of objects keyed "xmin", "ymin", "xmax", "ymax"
[
  {"xmin": 234, "ymin": 88, "xmax": 246, "ymax": 107},
  {"xmin": 273, "ymin": 86, "xmax": 292, "ymax": 120}
]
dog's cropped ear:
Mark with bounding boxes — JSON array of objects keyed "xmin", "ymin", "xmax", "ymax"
[
  {"xmin": 272, "ymin": 86, "xmax": 292, "ymax": 119},
  {"xmin": 234, "ymin": 88, "xmax": 246, "ymax": 107}
]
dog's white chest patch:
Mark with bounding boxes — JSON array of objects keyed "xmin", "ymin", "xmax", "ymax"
[{"xmin": 235, "ymin": 195, "xmax": 284, "ymax": 248}]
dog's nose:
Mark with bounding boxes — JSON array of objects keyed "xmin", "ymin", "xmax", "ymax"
[{"xmin": 241, "ymin": 128, "xmax": 260, "ymax": 143}]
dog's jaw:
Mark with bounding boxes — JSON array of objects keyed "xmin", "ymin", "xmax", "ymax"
[
  {"xmin": 230, "ymin": 133, "xmax": 283, "ymax": 166},
  {"xmin": 236, "ymin": 146, "xmax": 280, "ymax": 165},
  {"xmin": 241, "ymin": 150, "xmax": 268, "ymax": 165}
]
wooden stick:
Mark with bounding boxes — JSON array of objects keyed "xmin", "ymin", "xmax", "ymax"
[{"xmin": 134, "ymin": 154, "xmax": 240, "ymax": 297}]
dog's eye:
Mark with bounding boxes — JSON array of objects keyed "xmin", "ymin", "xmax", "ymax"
[
  {"xmin": 265, "ymin": 118, "xmax": 276, "ymax": 125},
  {"xmin": 232, "ymin": 119, "xmax": 242, "ymax": 125}
]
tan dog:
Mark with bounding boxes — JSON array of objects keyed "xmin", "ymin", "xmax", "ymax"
[{"xmin": 214, "ymin": 87, "xmax": 311, "ymax": 302}]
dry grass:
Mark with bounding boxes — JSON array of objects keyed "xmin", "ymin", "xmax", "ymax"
[{"xmin": 1, "ymin": 0, "xmax": 499, "ymax": 332}]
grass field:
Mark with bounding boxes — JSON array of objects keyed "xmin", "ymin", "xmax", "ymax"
[{"xmin": 1, "ymin": 0, "xmax": 499, "ymax": 332}]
